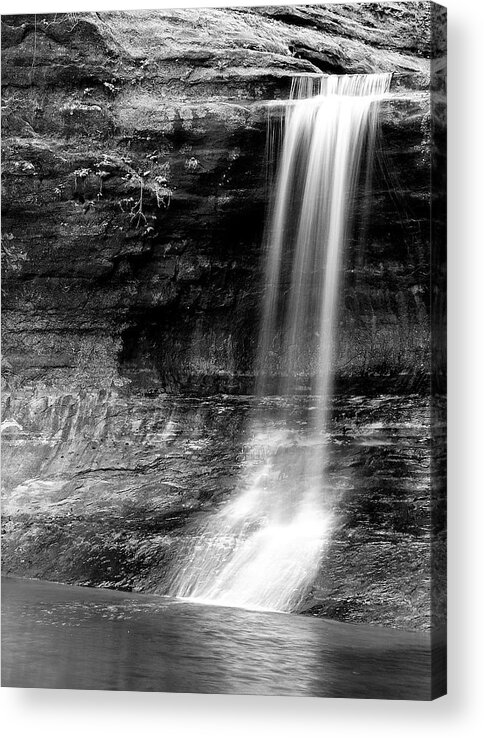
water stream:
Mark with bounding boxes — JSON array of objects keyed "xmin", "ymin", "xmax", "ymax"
[{"xmin": 167, "ymin": 74, "xmax": 392, "ymax": 612}]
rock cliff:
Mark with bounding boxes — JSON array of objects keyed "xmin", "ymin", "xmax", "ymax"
[
  {"xmin": 2, "ymin": 3, "xmax": 438, "ymax": 392},
  {"xmin": 1, "ymin": 4, "xmax": 446, "ymax": 629}
]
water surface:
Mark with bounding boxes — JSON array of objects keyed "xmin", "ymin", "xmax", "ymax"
[{"xmin": 2, "ymin": 577, "xmax": 431, "ymax": 698}]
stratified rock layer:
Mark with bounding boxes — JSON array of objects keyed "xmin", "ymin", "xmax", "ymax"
[{"xmin": 2, "ymin": 4, "xmax": 435, "ymax": 390}]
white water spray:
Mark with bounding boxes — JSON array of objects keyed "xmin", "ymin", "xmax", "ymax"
[{"xmin": 167, "ymin": 74, "xmax": 391, "ymax": 612}]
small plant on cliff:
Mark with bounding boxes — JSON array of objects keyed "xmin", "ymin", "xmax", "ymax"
[
  {"xmin": 128, "ymin": 174, "xmax": 148, "ymax": 227},
  {"xmin": 94, "ymin": 168, "xmax": 109, "ymax": 197},
  {"xmin": 119, "ymin": 166, "xmax": 173, "ymax": 230},
  {"xmin": 153, "ymin": 177, "xmax": 172, "ymax": 209},
  {"xmin": 73, "ymin": 167, "xmax": 91, "ymax": 191}
]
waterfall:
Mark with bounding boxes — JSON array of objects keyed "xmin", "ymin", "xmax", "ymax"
[{"xmin": 166, "ymin": 73, "xmax": 392, "ymax": 612}]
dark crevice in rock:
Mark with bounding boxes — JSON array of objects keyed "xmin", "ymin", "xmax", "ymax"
[{"xmin": 288, "ymin": 44, "xmax": 348, "ymax": 74}]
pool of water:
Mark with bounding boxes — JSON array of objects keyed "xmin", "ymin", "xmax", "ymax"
[{"xmin": 2, "ymin": 576, "xmax": 432, "ymax": 698}]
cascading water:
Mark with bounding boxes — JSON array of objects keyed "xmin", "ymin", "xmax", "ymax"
[{"xmin": 166, "ymin": 73, "xmax": 392, "ymax": 612}]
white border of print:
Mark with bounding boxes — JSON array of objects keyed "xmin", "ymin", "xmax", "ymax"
[{"xmin": 1, "ymin": 1, "xmax": 483, "ymax": 737}]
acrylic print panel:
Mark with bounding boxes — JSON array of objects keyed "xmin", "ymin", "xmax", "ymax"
[{"xmin": 1, "ymin": 2, "xmax": 446, "ymax": 699}]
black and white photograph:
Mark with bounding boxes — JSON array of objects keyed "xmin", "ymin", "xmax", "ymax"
[{"xmin": 1, "ymin": 1, "xmax": 447, "ymax": 701}]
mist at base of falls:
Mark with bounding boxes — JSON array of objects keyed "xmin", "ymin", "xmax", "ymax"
[
  {"xmin": 167, "ymin": 424, "xmax": 333, "ymax": 612},
  {"xmin": 166, "ymin": 73, "xmax": 392, "ymax": 612}
]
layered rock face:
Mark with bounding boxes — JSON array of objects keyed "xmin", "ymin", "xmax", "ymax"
[
  {"xmin": 1, "ymin": 4, "xmax": 445, "ymax": 628},
  {"xmin": 2, "ymin": 3, "xmax": 436, "ymax": 392}
]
